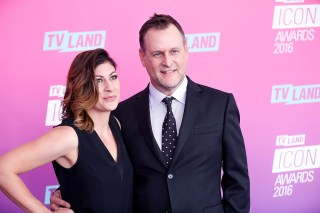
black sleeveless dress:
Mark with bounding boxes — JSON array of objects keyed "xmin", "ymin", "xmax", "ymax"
[{"xmin": 52, "ymin": 115, "xmax": 133, "ymax": 213}]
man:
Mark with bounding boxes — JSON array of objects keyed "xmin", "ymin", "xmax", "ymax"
[{"xmin": 51, "ymin": 13, "xmax": 250, "ymax": 213}]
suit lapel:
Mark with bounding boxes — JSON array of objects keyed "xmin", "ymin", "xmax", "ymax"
[
  {"xmin": 171, "ymin": 78, "xmax": 202, "ymax": 169},
  {"xmin": 134, "ymin": 86, "xmax": 168, "ymax": 168}
]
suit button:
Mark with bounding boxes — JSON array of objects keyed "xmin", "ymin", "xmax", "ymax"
[
  {"xmin": 165, "ymin": 209, "xmax": 172, "ymax": 213},
  {"xmin": 168, "ymin": 174, "xmax": 173, "ymax": 179}
]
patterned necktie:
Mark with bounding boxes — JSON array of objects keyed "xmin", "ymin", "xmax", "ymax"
[{"xmin": 162, "ymin": 97, "xmax": 177, "ymax": 165}]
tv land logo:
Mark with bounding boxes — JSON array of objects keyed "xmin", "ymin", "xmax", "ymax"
[
  {"xmin": 43, "ymin": 30, "xmax": 106, "ymax": 52},
  {"xmin": 271, "ymin": 84, "xmax": 320, "ymax": 105},
  {"xmin": 186, "ymin": 32, "xmax": 220, "ymax": 52},
  {"xmin": 45, "ymin": 85, "xmax": 65, "ymax": 126},
  {"xmin": 272, "ymin": 134, "xmax": 319, "ymax": 197},
  {"xmin": 272, "ymin": 1, "xmax": 320, "ymax": 54},
  {"xmin": 44, "ymin": 185, "xmax": 59, "ymax": 204}
]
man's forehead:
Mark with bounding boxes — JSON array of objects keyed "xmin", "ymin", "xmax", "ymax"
[{"xmin": 144, "ymin": 32, "xmax": 184, "ymax": 50}]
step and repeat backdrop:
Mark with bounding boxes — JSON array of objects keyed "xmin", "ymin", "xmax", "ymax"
[{"xmin": 0, "ymin": 0, "xmax": 319, "ymax": 212}]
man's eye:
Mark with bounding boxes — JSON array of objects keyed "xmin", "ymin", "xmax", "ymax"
[
  {"xmin": 153, "ymin": 52, "xmax": 161, "ymax": 57},
  {"xmin": 171, "ymin": 49, "xmax": 179, "ymax": 54}
]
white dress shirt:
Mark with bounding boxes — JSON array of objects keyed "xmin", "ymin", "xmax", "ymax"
[{"xmin": 149, "ymin": 76, "xmax": 188, "ymax": 150}]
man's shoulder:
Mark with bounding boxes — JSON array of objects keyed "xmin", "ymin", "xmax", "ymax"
[
  {"xmin": 187, "ymin": 76, "xmax": 229, "ymax": 94},
  {"xmin": 115, "ymin": 89, "xmax": 147, "ymax": 115},
  {"xmin": 190, "ymin": 80, "xmax": 231, "ymax": 98},
  {"xmin": 119, "ymin": 90, "xmax": 145, "ymax": 105}
]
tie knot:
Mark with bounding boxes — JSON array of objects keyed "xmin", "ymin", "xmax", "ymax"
[{"xmin": 162, "ymin": 97, "xmax": 174, "ymax": 108}]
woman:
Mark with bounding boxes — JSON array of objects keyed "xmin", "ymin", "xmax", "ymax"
[{"xmin": 0, "ymin": 48, "xmax": 133, "ymax": 212}]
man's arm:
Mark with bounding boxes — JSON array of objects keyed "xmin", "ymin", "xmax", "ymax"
[
  {"xmin": 50, "ymin": 189, "xmax": 71, "ymax": 211},
  {"xmin": 221, "ymin": 94, "xmax": 250, "ymax": 213}
]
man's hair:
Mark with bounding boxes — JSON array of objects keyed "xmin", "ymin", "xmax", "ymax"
[{"xmin": 139, "ymin": 13, "xmax": 186, "ymax": 51}]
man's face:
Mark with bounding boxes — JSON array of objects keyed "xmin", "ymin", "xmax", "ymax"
[{"xmin": 139, "ymin": 24, "xmax": 189, "ymax": 96}]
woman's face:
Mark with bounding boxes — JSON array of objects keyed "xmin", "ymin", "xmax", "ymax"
[{"xmin": 91, "ymin": 61, "xmax": 120, "ymax": 113}]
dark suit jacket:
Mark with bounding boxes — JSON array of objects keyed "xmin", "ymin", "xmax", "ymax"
[{"xmin": 114, "ymin": 77, "xmax": 250, "ymax": 213}]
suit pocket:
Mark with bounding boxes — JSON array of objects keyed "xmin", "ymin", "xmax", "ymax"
[
  {"xmin": 203, "ymin": 203, "xmax": 224, "ymax": 213},
  {"xmin": 194, "ymin": 124, "xmax": 222, "ymax": 135}
]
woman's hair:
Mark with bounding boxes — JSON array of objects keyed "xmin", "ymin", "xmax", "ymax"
[{"xmin": 61, "ymin": 48, "xmax": 117, "ymax": 132}]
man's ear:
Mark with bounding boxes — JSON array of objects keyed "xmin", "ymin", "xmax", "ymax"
[
  {"xmin": 139, "ymin": 49, "xmax": 146, "ymax": 67},
  {"xmin": 184, "ymin": 42, "xmax": 189, "ymax": 60}
]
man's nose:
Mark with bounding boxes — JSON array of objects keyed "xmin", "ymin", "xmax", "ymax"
[{"xmin": 162, "ymin": 54, "xmax": 173, "ymax": 66}]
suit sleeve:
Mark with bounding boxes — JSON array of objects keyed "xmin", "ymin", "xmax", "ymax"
[{"xmin": 221, "ymin": 94, "xmax": 250, "ymax": 213}]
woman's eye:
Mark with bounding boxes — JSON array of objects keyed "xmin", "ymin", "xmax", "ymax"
[
  {"xmin": 96, "ymin": 78, "xmax": 103, "ymax": 83},
  {"xmin": 110, "ymin": 75, "xmax": 118, "ymax": 80}
]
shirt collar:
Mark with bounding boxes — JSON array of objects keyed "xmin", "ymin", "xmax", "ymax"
[{"xmin": 149, "ymin": 76, "xmax": 188, "ymax": 107}]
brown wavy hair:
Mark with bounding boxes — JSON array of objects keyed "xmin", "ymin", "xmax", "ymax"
[{"xmin": 61, "ymin": 48, "xmax": 117, "ymax": 132}]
